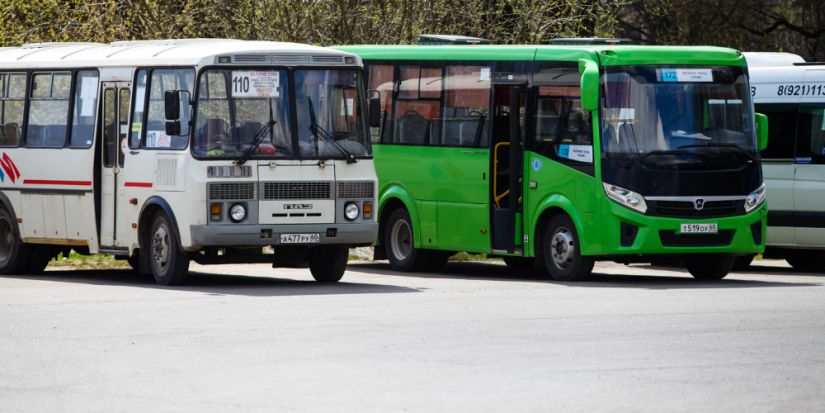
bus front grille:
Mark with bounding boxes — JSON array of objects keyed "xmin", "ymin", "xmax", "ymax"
[
  {"xmin": 208, "ymin": 182, "xmax": 257, "ymax": 200},
  {"xmin": 337, "ymin": 181, "xmax": 374, "ymax": 199},
  {"xmin": 263, "ymin": 182, "xmax": 332, "ymax": 200},
  {"xmin": 653, "ymin": 200, "xmax": 740, "ymax": 218}
]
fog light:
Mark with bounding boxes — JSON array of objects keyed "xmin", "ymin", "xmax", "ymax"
[
  {"xmin": 345, "ymin": 203, "xmax": 359, "ymax": 220},
  {"xmin": 230, "ymin": 204, "xmax": 246, "ymax": 222},
  {"xmin": 345, "ymin": 56, "xmax": 355, "ymax": 64}
]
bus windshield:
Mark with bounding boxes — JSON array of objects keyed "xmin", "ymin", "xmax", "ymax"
[{"xmin": 601, "ymin": 65, "xmax": 756, "ymax": 170}]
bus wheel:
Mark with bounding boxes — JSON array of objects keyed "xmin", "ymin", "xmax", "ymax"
[
  {"xmin": 731, "ymin": 254, "xmax": 755, "ymax": 271},
  {"xmin": 543, "ymin": 215, "xmax": 594, "ymax": 281},
  {"xmin": 685, "ymin": 254, "xmax": 734, "ymax": 279},
  {"xmin": 385, "ymin": 208, "xmax": 431, "ymax": 272},
  {"xmin": 783, "ymin": 250, "xmax": 825, "ymax": 272},
  {"xmin": 149, "ymin": 212, "xmax": 189, "ymax": 286},
  {"xmin": 308, "ymin": 246, "xmax": 348, "ymax": 282},
  {"xmin": 503, "ymin": 256, "xmax": 536, "ymax": 273},
  {"xmin": 0, "ymin": 208, "xmax": 32, "ymax": 275},
  {"xmin": 127, "ymin": 253, "xmax": 140, "ymax": 272}
]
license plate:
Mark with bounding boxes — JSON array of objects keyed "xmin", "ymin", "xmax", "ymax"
[
  {"xmin": 679, "ymin": 223, "xmax": 718, "ymax": 234},
  {"xmin": 280, "ymin": 233, "xmax": 321, "ymax": 244}
]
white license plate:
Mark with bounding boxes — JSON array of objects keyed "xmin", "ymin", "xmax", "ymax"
[
  {"xmin": 280, "ymin": 233, "xmax": 321, "ymax": 244},
  {"xmin": 679, "ymin": 223, "xmax": 718, "ymax": 234}
]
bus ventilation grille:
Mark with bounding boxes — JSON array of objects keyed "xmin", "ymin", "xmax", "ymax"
[
  {"xmin": 337, "ymin": 181, "xmax": 374, "ymax": 199},
  {"xmin": 310, "ymin": 55, "xmax": 343, "ymax": 64},
  {"xmin": 272, "ymin": 54, "xmax": 308, "ymax": 63},
  {"xmin": 234, "ymin": 54, "xmax": 269, "ymax": 63},
  {"xmin": 263, "ymin": 182, "xmax": 332, "ymax": 200},
  {"xmin": 653, "ymin": 200, "xmax": 740, "ymax": 218},
  {"xmin": 208, "ymin": 182, "xmax": 257, "ymax": 200},
  {"xmin": 658, "ymin": 230, "xmax": 735, "ymax": 247}
]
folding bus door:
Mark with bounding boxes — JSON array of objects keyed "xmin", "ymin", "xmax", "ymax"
[{"xmin": 98, "ymin": 81, "xmax": 131, "ymax": 248}]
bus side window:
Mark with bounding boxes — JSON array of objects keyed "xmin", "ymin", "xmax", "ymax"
[
  {"xmin": 130, "ymin": 70, "xmax": 147, "ymax": 149},
  {"xmin": 796, "ymin": 104, "xmax": 825, "ymax": 164},
  {"xmin": 531, "ymin": 62, "xmax": 592, "ymax": 162},
  {"xmin": 367, "ymin": 64, "xmax": 394, "ymax": 145},
  {"xmin": 26, "ymin": 72, "xmax": 72, "ymax": 148},
  {"xmin": 143, "ymin": 68, "xmax": 194, "ymax": 150},
  {"xmin": 395, "ymin": 66, "xmax": 441, "ymax": 146},
  {"xmin": 69, "ymin": 70, "xmax": 99, "ymax": 148},
  {"xmin": 0, "ymin": 73, "xmax": 26, "ymax": 146},
  {"xmin": 755, "ymin": 103, "xmax": 798, "ymax": 160},
  {"xmin": 440, "ymin": 65, "xmax": 491, "ymax": 149}
]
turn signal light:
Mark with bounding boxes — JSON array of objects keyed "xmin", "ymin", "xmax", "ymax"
[
  {"xmin": 211, "ymin": 205, "xmax": 221, "ymax": 214},
  {"xmin": 129, "ymin": 198, "xmax": 138, "ymax": 205},
  {"xmin": 363, "ymin": 203, "xmax": 372, "ymax": 213},
  {"xmin": 132, "ymin": 223, "xmax": 137, "ymax": 228}
]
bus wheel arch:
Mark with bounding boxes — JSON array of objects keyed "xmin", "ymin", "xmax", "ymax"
[
  {"xmin": 138, "ymin": 197, "xmax": 183, "ymax": 254},
  {"xmin": 532, "ymin": 199, "xmax": 588, "ymax": 263}
]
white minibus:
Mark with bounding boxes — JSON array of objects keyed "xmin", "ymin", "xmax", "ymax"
[
  {"xmin": 744, "ymin": 52, "xmax": 825, "ymax": 271},
  {"xmin": 0, "ymin": 39, "xmax": 378, "ymax": 284}
]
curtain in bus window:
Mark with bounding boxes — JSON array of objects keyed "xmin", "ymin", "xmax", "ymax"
[
  {"xmin": 440, "ymin": 65, "xmax": 491, "ymax": 148},
  {"xmin": 26, "ymin": 72, "xmax": 71, "ymax": 147},
  {"xmin": 368, "ymin": 65, "xmax": 394, "ymax": 144},
  {"xmin": 395, "ymin": 67, "xmax": 441, "ymax": 145},
  {"xmin": 0, "ymin": 73, "xmax": 26, "ymax": 146},
  {"xmin": 69, "ymin": 70, "xmax": 99, "ymax": 148},
  {"xmin": 144, "ymin": 68, "xmax": 194, "ymax": 150},
  {"xmin": 754, "ymin": 103, "xmax": 798, "ymax": 159},
  {"xmin": 796, "ymin": 104, "xmax": 825, "ymax": 164},
  {"xmin": 130, "ymin": 70, "xmax": 147, "ymax": 148}
]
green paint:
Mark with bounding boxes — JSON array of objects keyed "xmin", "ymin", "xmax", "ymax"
[{"xmin": 755, "ymin": 113, "xmax": 769, "ymax": 151}]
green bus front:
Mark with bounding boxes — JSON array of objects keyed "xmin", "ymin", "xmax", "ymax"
[{"xmin": 335, "ymin": 42, "xmax": 768, "ymax": 280}]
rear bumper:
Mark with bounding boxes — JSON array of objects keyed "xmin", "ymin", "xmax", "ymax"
[{"xmin": 189, "ymin": 223, "xmax": 378, "ymax": 249}]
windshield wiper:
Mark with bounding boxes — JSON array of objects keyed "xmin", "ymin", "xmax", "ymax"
[
  {"xmin": 307, "ymin": 97, "xmax": 357, "ymax": 164},
  {"xmin": 235, "ymin": 103, "xmax": 276, "ymax": 165},
  {"xmin": 677, "ymin": 143, "xmax": 760, "ymax": 164}
]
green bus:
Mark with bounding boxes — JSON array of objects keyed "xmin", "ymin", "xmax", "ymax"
[{"xmin": 334, "ymin": 36, "xmax": 769, "ymax": 281}]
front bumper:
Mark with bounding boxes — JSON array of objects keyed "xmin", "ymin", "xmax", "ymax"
[
  {"xmin": 599, "ymin": 198, "xmax": 768, "ymax": 256},
  {"xmin": 190, "ymin": 223, "xmax": 378, "ymax": 248}
]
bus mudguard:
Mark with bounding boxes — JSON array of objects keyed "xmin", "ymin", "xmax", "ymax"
[
  {"xmin": 139, "ymin": 196, "xmax": 183, "ymax": 252},
  {"xmin": 530, "ymin": 193, "xmax": 593, "ymax": 257},
  {"xmin": 378, "ymin": 183, "xmax": 423, "ymax": 249}
]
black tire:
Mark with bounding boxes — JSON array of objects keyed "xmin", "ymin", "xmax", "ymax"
[
  {"xmin": 731, "ymin": 254, "xmax": 755, "ymax": 272},
  {"xmin": 25, "ymin": 245, "xmax": 57, "ymax": 275},
  {"xmin": 149, "ymin": 212, "xmax": 189, "ymax": 286},
  {"xmin": 0, "ymin": 208, "xmax": 32, "ymax": 275},
  {"xmin": 503, "ymin": 256, "xmax": 537, "ymax": 273},
  {"xmin": 308, "ymin": 246, "xmax": 348, "ymax": 282},
  {"xmin": 542, "ymin": 214, "xmax": 594, "ymax": 281},
  {"xmin": 426, "ymin": 251, "xmax": 453, "ymax": 272},
  {"xmin": 127, "ymin": 253, "xmax": 140, "ymax": 272},
  {"xmin": 685, "ymin": 254, "xmax": 734, "ymax": 279},
  {"xmin": 384, "ymin": 208, "xmax": 431, "ymax": 272},
  {"xmin": 783, "ymin": 249, "xmax": 825, "ymax": 272}
]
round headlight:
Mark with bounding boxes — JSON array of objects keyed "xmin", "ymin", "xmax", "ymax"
[
  {"xmin": 230, "ymin": 204, "xmax": 246, "ymax": 222},
  {"xmin": 745, "ymin": 193, "xmax": 758, "ymax": 207},
  {"xmin": 345, "ymin": 203, "xmax": 360, "ymax": 220}
]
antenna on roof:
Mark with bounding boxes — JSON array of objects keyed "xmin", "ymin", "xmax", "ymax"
[
  {"xmin": 549, "ymin": 38, "xmax": 631, "ymax": 46},
  {"xmin": 416, "ymin": 34, "xmax": 491, "ymax": 46}
]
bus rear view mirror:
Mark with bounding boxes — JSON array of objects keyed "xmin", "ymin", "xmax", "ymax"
[
  {"xmin": 164, "ymin": 90, "xmax": 190, "ymax": 120},
  {"xmin": 755, "ymin": 113, "xmax": 768, "ymax": 151},
  {"xmin": 165, "ymin": 120, "xmax": 181, "ymax": 136},
  {"xmin": 578, "ymin": 59, "xmax": 599, "ymax": 112},
  {"xmin": 369, "ymin": 97, "xmax": 381, "ymax": 128}
]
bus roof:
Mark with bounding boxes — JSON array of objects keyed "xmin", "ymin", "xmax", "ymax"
[
  {"xmin": 742, "ymin": 52, "xmax": 805, "ymax": 68},
  {"xmin": 331, "ymin": 44, "xmax": 746, "ymax": 67},
  {"xmin": 0, "ymin": 39, "xmax": 357, "ymax": 69}
]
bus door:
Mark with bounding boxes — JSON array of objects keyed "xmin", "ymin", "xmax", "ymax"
[
  {"xmin": 98, "ymin": 81, "xmax": 131, "ymax": 248},
  {"xmin": 490, "ymin": 83, "xmax": 526, "ymax": 254}
]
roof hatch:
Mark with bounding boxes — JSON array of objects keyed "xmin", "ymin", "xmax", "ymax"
[
  {"xmin": 415, "ymin": 34, "xmax": 491, "ymax": 45},
  {"xmin": 549, "ymin": 38, "xmax": 631, "ymax": 46}
]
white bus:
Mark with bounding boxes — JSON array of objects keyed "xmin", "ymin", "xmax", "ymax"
[
  {"xmin": 0, "ymin": 39, "xmax": 379, "ymax": 285},
  {"xmin": 744, "ymin": 52, "xmax": 825, "ymax": 271}
]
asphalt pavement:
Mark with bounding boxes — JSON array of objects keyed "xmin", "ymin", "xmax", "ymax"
[{"xmin": 1, "ymin": 259, "xmax": 822, "ymax": 412}]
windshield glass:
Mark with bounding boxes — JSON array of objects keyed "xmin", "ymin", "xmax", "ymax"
[
  {"xmin": 295, "ymin": 70, "xmax": 369, "ymax": 158},
  {"xmin": 601, "ymin": 65, "xmax": 756, "ymax": 170},
  {"xmin": 194, "ymin": 69, "xmax": 293, "ymax": 158}
]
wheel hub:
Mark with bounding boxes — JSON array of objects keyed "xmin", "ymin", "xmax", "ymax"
[
  {"xmin": 390, "ymin": 220, "xmax": 412, "ymax": 261},
  {"xmin": 152, "ymin": 225, "xmax": 170, "ymax": 269},
  {"xmin": 550, "ymin": 227, "xmax": 575, "ymax": 269}
]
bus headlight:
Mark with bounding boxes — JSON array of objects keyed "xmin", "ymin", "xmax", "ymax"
[
  {"xmin": 345, "ymin": 203, "xmax": 360, "ymax": 220},
  {"xmin": 603, "ymin": 183, "xmax": 647, "ymax": 214},
  {"xmin": 230, "ymin": 204, "xmax": 246, "ymax": 222},
  {"xmin": 745, "ymin": 183, "xmax": 767, "ymax": 213}
]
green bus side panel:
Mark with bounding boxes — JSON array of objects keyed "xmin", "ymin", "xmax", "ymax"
[
  {"xmin": 415, "ymin": 199, "xmax": 439, "ymax": 249},
  {"xmin": 574, "ymin": 177, "xmax": 596, "ymax": 213},
  {"xmin": 437, "ymin": 202, "xmax": 490, "ymax": 253},
  {"xmin": 374, "ymin": 145, "xmax": 489, "ymax": 203}
]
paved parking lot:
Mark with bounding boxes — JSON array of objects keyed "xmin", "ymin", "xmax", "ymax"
[{"xmin": 1, "ymin": 259, "xmax": 823, "ymax": 412}]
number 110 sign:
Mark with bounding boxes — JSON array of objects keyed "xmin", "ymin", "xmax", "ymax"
[{"xmin": 231, "ymin": 71, "xmax": 280, "ymax": 98}]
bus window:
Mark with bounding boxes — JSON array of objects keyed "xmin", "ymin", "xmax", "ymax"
[
  {"xmin": 531, "ymin": 64, "xmax": 592, "ymax": 161},
  {"xmin": 69, "ymin": 70, "xmax": 99, "ymax": 148},
  {"xmin": 26, "ymin": 72, "xmax": 71, "ymax": 147},
  {"xmin": 144, "ymin": 68, "xmax": 194, "ymax": 150},
  {"xmin": 367, "ymin": 65, "xmax": 394, "ymax": 144},
  {"xmin": 796, "ymin": 104, "xmax": 825, "ymax": 164},
  {"xmin": 130, "ymin": 70, "xmax": 147, "ymax": 149},
  {"xmin": 754, "ymin": 103, "xmax": 798, "ymax": 160},
  {"xmin": 395, "ymin": 66, "xmax": 441, "ymax": 145},
  {"xmin": 440, "ymin": 65, "xmax": 491, "ymax": 148},
  {"xmin": 118, "ymin": 88, "xmax": 130, "ymax": 167},
  {"xmin": 0, "ymin": 73, "xmax": 25, "ymax": 146},
  {"xmin": 103, "ymin": 88, "xmax": 117, "ymax": 167}
]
